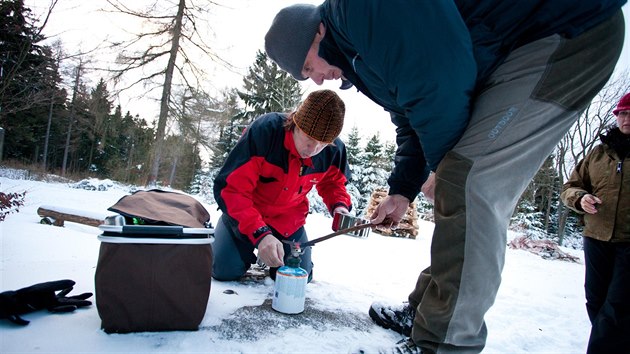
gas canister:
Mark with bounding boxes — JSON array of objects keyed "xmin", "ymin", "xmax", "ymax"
[{"xmin": 272, "ymin": 257, "xmax": 308, "ymax": 314}]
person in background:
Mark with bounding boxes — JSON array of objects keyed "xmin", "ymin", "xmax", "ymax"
[
  {"xmin": 264, "ymin": 1, "xmax": 625, "ymax": 352},
  {"xmin": 212, "ymin": 89, "xmax": 352, "ymax": 283},
  {"xmin": 561, "ymin": 92, "xmax": 630, "ymax": 354}
]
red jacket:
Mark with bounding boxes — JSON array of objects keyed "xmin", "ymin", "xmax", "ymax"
[{"xmin": 213, "ymin": 113, "xmax": 352, "ymax": 245}]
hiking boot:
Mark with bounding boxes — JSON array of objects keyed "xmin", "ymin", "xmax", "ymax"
[
  {"xmin": 369, "ymin": 301, "xmax": 415, "ymax": 336},
  {"xmin": 392, "ymin": 338, "xmax": 424, "ymax": 354}
]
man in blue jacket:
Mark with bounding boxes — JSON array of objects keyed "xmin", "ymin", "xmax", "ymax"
[{"xmin": 265, "ymin": 1, "xmax": 626, "ymax": 353}]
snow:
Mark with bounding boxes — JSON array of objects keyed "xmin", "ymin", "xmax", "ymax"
[{"xmin": 1, "ymin": 174, "xmax": 591, "ymax": 353}]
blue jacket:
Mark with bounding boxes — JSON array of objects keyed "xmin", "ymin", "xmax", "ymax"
[
  {"xmin": 319, "ymin": 0, "xmax": 625, "ymax": 201},
  {"xmin": 213, "ymin": 113, "xmax": 352, "ymax": 245}
]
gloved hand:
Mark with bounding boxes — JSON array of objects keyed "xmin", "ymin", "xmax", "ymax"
[{"xmin": 0, "ymin": 279, "xmax": 93, "ymax": 325}]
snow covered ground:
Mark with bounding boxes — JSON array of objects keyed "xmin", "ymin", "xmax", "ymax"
[{"xmin": 1, "ymin": 172, "xmax": 591, "ymax": 353}]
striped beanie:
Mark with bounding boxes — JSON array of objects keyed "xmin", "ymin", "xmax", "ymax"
[{"xmin": 293, "ymin": 90, "xmax": 345, "ymax": 143}]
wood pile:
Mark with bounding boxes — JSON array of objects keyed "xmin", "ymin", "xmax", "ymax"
[{"xmin": 363, "ymin": 187, "xmax": 419, "ymax": 239}]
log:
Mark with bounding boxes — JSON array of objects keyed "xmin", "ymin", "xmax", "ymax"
[{"xmin": 37, "ymin": 206, "xmax": 106, "ymax": 227}]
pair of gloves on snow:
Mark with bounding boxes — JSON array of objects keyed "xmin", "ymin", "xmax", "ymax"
[{"xmin": 0, "ymin": 279, "xmax": 92, "ymax": 325}]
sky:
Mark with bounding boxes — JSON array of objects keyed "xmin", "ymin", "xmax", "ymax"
[
  {"xmin": 25, "ymin": 1, "xmax": 630, "ymax": 150},
  {"xmin": 28, "ymin": 0, "xmax": 630, "ymax": 147},
  {"xmin": 0, "ymin": 169, "xmax": 595, "ymax": 353},
  {"xmin": 26, "ymin": 0, "xmax": 397, "ymax": 145}
]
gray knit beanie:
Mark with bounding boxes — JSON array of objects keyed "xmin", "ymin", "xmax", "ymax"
[{"xmin": 265, "ymin": 4, "xmax": 322, "ymax": 81}]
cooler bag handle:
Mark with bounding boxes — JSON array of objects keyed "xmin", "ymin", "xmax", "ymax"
[{"xmin": 99, "ymin": 225, "xmax": 214, "ymax": 238}]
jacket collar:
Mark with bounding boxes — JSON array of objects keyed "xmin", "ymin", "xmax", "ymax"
[
  {"xmin": 601, "ymin": 127, "xmax": 630, "ymax": 159},
  {"xmin": 284, "ymin": 129, "xmax": 314, "ymax": 167}
]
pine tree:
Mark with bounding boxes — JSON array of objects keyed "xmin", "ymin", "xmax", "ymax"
[
  {"xmin": 238, "ymin": 50, "xmax": 302, "ymax": 124},
  {"xmin": 344, "ymin": 126, "xmax": 365, "ymax": 214},
  {"xmin": 364, "ymin": 133, "xmax": 383, "ymax": 168},
  {"xmin": 62, "ymin": 77, "xmax": 92, "ymax": 175},
  {"xmin": 351, "ymin": 133, "xmax": 389, "ymax": 215},
  {"xmin": 345, "ymin": 126, "xmax": 363, "ymax": 166},
  {"xmin": 207, "ymin": 89, "xmax": 246, "ymax": 169},
  {"xmin": 84, "ymin": 78, "xmax": 114, "ymax": 175},
  {"xmin": 188, "ymin": 163, "xmax": 215, "ymax": 204},
  {"xmin": 512, "ymin": 154, "xmax": 562, "ymax": 240},
  {"xmin": 0, "ymin": 0, "xmax": 61, "ymax": 162},
  {"xmin": 382, "ymin": 141, "xmax": 396, "ymax": 172},
  {"xmin": 105, "ymin": 108, "xmax": 154, "ymax": 185}
]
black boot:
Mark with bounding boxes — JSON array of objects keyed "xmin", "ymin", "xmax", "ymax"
[{"xmin": 369, "ymin": 301, "xmax": 415, "ymax": 336}]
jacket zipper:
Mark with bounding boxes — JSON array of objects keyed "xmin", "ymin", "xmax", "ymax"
[{"xmin": 298, "ymin": 161, "xmax": 306, "ymax": 194}]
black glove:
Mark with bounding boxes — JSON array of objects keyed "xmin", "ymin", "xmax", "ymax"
[{"xmin": 0, "ymin": 279, "xmax": 93, "ymax": 325}]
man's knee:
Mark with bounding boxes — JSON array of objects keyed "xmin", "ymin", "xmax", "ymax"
[{"xmin": 212, "ymin": 260, "xmax": 247, "ymax": 281}]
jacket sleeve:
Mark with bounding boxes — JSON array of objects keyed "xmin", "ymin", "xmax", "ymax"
[
  {"xmin": 335, "ymin": 0, "xmax": 477, "ymax": 200},
  {"xmin": 213, "ymin": 125, "xmax": 272, "ymax": 245},
  {"xmin": 561, "ymin": 154, "xmax": 592, "ymax": 214},
  {"xmin": 387, "ymin": 114, "xmax": 431, "ymax": 199},
  {"xmin": 316, "ymin": 140, "xmax": 352, "ymax": 214}
]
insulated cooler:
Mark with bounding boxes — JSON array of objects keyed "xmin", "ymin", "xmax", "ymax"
[{"xmin": 95, "ymin": 223, "xmax": 214, "ymax": 333}]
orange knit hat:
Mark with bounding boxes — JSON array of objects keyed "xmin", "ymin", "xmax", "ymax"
[{"xmin": 293, "ymin": 90, "xmax": 345, "ymax": 143}]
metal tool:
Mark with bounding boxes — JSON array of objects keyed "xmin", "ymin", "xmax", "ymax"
[
  {"xmin": 282, "ymin": 222, "xmax": 374, "ymax": 257},
  {"xmin": 332, "ymin": 212, "xmax": 371, "ymax": 237}
]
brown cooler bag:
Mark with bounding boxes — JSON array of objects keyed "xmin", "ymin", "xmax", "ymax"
[{"xmin": 95, "ymin": 190, "xmax": 214, "ymax": 333}]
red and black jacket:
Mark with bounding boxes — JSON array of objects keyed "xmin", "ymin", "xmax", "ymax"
[{"xmin": 213, "ymin": 113, "xmax": 352, "ymax": 245}]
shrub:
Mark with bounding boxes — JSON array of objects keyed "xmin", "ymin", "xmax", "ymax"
[{"xmin": 0, "ymin": 191, "xmax": 26, "ymax": 222}]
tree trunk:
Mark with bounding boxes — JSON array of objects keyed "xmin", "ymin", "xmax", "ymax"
[
  {"xmin": 42, "ymin": 94, "xmax": 54, "ymax": 170},
  {"xmin": 168, "ymin": 155, "xmax": 178, "ymax": 187},
  {"xmin": 557, "ymin": 205, "xmax": 570, "ymax": 246},
  {"xmin": 147, "ymin": 0, "xmax": 186, "ymax": 186},
  {"xmin": 543, "ymin": 185, "xmax": 553, "ymax": 233},
  {"xmin": 62, "ymin": 59, "xmax": 83, "ymax": 176}
]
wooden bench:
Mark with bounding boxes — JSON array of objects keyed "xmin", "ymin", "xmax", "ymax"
[{"xmin": 37, "ymin": 205, "xmax": 110, "ymax": 227}]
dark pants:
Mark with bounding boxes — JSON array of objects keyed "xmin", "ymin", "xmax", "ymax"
[
  {"xmin": 583, "ymin": 237, "xmax": 630, "ymax": 354},
  {"xmin": 212, "ymin": 215, "xmax": 313, "ymax": 282}
]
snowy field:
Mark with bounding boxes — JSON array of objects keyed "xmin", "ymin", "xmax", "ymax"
[{"xmin": 1, "ymin": 172, "xmax": 590, "ymax": 353}]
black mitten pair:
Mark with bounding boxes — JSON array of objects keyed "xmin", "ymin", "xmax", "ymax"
[{"xmin": 0, "ymin": 279, "xmax": 92, "ymax": 325}]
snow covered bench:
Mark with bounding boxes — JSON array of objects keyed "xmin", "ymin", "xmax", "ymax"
[{"xmin": 37, "ymin": 205, "xmax": 113, "ymax": 227}]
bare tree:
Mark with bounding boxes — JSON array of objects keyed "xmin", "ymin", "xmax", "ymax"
[
  {"xmin": 171, "ymin": 87, "xmax": 219, "ymax": 184},
  {"xmin": 559, "ymin": 71, "xmax": 630, "ymax": 177},
  {"xmin": 61, "ymin": 57, "xmax": 86, "ymax": 176},
  {"xmin": 104, "ymin": 0, "xmax": 229, "ymax": 186},
  {"xmin": 206, "ymin": 88, "xmax": 245, "ymax": 169},
  {"xmin": 42, "ymin": 40, "xmax": 65, "ymax": 170}
]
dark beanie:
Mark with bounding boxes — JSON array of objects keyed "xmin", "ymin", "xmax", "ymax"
[
  {"xmin": 293, "ymin": 90, "xmax": 345, "ymax": 143},
  {"xmin": 265, "ymin": 4, "xmax": 322, "ymax": 81}
]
